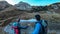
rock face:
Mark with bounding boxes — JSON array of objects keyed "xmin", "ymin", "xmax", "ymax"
[
  {"xmin": 31, "ymin": 2, "xmax": 60, "ymax": 13},
  {"xmin": 15, "ymin": 1, "xmax": 32, "ymax": 10},
  {"xmin": 47, "ymin": 2, "xmax": 60, "ymax": 13},
  {"xmin": 48, "ymin": 2, "xmax": 60, "ymax": 9},
  {"xmin": 0, "ymin": 1, "xmax": 12, "ymax": 11}
]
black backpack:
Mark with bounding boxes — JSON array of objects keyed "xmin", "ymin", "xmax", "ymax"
[{"xmin": 38, "ymin": 20, "xmax": 47, "ymax": 34}]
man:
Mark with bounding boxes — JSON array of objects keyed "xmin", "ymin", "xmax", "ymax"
[
  {"xmin": 12, "ymin": 18, "xmax": 28, "ymax": 34},
  {"xmin": 32, "ymin": 14, "xmax": 48, "ymax": 34}
]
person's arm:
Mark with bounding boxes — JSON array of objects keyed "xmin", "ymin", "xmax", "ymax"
[
  {"xmin": 32, "ymin": 23, "xmax": 42, "ymax": 34},
  {"xmin": 0, "ymin": 17, "xmax": 13, "ymax": 27},
  {"xmin": 20, "ymin": 19, "xmax": 37, "ymax": 23},
  {"xmin": 20, "ymin": 26, "xmax": 28, "ymax": 29}
]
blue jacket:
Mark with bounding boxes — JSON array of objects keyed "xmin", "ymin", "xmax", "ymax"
[
  {"xmin": 32, "ymin": 23, "xmax": 42, "ymax": 34},
  {"xmin": 32, "ymin": 20, "xmax": 47, "ymax": 34}
]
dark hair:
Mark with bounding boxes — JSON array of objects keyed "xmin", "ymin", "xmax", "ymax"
[{"xmin": 35, "ymin": 14, "xmax": 41, "ymax": 21}]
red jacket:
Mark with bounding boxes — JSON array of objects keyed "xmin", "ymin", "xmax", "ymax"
[{"xmin": 12, "ymin": 26, "xmax": 21, "ymax": 34}]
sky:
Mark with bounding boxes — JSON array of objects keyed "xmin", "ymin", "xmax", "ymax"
[
  {"xmin": 0, "ymin": 0, "xmax": 4, "ymax": 1},
  {"xmin": 5, "ymin": 0, "xmax": 60, "ymax": 6}
]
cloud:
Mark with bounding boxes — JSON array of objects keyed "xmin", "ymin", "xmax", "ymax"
[{"xmin": 5, "ymin": 0, "xmax": 15, "ymax": 5}]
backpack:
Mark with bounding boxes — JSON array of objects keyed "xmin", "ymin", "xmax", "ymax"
[{"xmin": 38, "ymin": 20, "xmax": 48, "ymax": 34}]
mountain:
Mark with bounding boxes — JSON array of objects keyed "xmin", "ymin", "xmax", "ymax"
[
  {"xmin": 31, "ymin": 2, "xmax": 60, "ymax": 13},
  {"xmin": 0, "ymin": 1, "xmax": 60, "ymax": 13},
  {"xmin": 47, "ymin": 2, "xmax": 60, "ymax": 13},
  {"xmin": 15, "ymin": 1, "xmax": 32, "ymax": 10},
  {"xmin": 0, "ymin": 2, "xmax": 60, "ymax": 20},
  {"xmin": 0, "ymin": 1, "xmax": 12, "ymax": 11}
]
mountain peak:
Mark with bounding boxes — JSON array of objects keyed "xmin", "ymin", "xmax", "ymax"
[
  {"xmin": 0, "ymin": 1, "xmax": 12, "ymax": 11},
  {"xmin": 15, "ymin": 1, "xmax": 32, "ymax": 10}
]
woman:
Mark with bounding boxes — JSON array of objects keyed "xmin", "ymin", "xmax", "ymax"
[{"xmin": 12, "ymin": 18, "xmax": 28, "ymax": 34}]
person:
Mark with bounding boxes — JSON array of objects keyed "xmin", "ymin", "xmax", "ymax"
[
  {"xmin": 12, "ymin": 18, "xmax": 28, "ymax": 34},
  {"xmin": 32, "ymin": 14, "xmax": 48, "ymax": 34}
]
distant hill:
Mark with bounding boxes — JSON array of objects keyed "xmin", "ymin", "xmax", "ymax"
[
  {"xmin": 47, "ymin": 2, "xmax": 60, "ymax": 13},
  {"xmin": 0, "ymin": 2, "xmax": 60, "ymax": 20},
  {"xmin": 0, "ymin": 1, "xmax": 12, "ymax": 11},
  {"xmin": 31, "ymin": 2, "xmax": 60, "ymax": 13},
  {"xmin": 0, "ymin": 1, "xmax": 60, "ymax": 13},
  {"xmin": 15, "ymin": 1, "xmax": 32, "ymax": 10}
]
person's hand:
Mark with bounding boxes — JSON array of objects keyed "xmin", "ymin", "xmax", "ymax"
[{"xmin": 17, "ymin": 18, "xmax": 20, "ymax": 22}]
